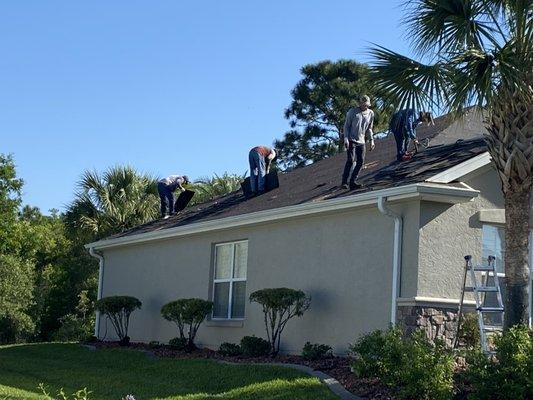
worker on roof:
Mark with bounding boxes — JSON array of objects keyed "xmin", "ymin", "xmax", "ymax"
[
  {"xmin": 248, "ymin": 145, "xmax": 276, "ymax": 195},
  {"xmin": 389, "ymin": 109, "xmax": 434, "ymax": 162},
  {"xmin": 157, "ymin": 175, "xmax": 190, "ymax": 219},
  {"xmin": 341, "ymin": 95, "xmax": 375, "ymax": 190}
]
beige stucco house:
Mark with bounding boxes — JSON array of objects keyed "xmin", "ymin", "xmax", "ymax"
[{"xmin": 86, "ymin": 109, "xmax": 532, "ymax": 354}]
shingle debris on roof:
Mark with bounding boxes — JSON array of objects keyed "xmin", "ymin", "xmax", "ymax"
[{"xmin": 109, "ymin": 109, "xmax": 488, "ymax": 239}]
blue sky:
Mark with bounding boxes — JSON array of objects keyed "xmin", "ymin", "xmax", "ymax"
[{"xmin": 1, "ymin": 1, "xmax": 411, "ymax": 213}]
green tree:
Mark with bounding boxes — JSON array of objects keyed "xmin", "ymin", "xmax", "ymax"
[
  {"xmin": 66, "ymin": 166, "xmax": 159, "ymax": 240},
  {"xmin": 189, "ymin": 172, "xmax": 245, "ymax": 205},
  {"xmin": 274, "ymin": 60, "xmax": 392, "ymax": 169},
  {"xmin": 369, "ymin": 0, "xmax": 532, "ymax": 328}
]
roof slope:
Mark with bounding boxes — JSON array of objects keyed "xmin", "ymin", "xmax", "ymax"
[{"xmin": 108, "ymin": 109, "xmax": 487, "ymax": 240}]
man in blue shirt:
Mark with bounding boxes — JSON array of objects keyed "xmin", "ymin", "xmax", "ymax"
[{"xmin": 389, "ymin": 110, "xmax": 433, "ymax": 161}]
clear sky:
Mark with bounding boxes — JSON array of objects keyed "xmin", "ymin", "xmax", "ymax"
[{"xmin": 1, "ymin": 1, "xmax": 411, "ymax": 213}]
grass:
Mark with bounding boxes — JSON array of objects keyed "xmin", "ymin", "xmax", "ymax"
[{"xmin": 0, "ymin": 343, "xmax": 338, "ymax": 400}]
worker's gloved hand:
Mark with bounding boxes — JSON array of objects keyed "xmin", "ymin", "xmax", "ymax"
[
  {"xmin": 369, "ymin": 141, "xmax": 375, "ymax": 151},
  {"xmin": 414, "ymin": 139, "xmax": 420, "ymax": 145}
]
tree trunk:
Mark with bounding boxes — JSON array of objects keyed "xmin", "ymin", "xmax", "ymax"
[
  {"xmin": 485, "ymin": 93, "xmax": 533, "ymax": 328},
  {"xmin": 504, "ymin": 185, "xmax": 531, "ymax": 327}
]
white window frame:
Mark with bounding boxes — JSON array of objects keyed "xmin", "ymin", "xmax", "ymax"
[
  {"xmin": 212, "ymin": 240, "xmax": 248, "ymax": 320},
  {"xmin": 481, "ymin": 224, "xmax": 532, "ymax": 327}
]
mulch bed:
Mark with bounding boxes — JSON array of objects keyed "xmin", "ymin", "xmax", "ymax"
[{"xmin": 88, "ymin": 340, "xmax": 394, "ymax": 399}]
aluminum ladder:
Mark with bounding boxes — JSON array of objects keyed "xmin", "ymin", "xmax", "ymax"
[{"xmin": 455, "ymin": 255, "xmax": 504, "ymax": 354}]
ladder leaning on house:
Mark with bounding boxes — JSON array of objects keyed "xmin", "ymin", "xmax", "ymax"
[{"xmin": 454, "ymin": 255, "xmax": 505, "ymax": 354}]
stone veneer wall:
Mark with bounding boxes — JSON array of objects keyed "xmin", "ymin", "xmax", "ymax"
[{"xmin": 397, "ymin": 305, "xmax": 465, "ymax": 347}]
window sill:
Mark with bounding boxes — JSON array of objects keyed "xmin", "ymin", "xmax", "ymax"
[{"xmin": 206, "ymin": 319, "xmax": 244, "ymax": 328}]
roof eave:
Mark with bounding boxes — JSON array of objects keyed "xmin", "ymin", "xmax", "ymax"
[{"xmin": 85, "ymin": 182, "xmax": 478, "ymax": 251}]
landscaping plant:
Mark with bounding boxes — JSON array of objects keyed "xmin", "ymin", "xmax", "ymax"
[
  {"xmin": 161, "ymin": 298, "xmax": 213, "ymax": 350},
  {"xmin": 168, "ymin": 337, "xmax": 188, "ymax": 351},
  {"xmin": 301, "ymin": 342, "xmax": 333, "ymax": 361},
  {"xmin": 465, "ymin": 325, "xmax": 533, "ymax": 400},
  {"xmin": 250, "ymin": 287, "xmax": 311, "ymax": 356},
  {"xmin": 94, "ymin": 295, "xmax": 141, "ymax": 346},
  {"xmin": 350, "ymin": 327, "xmax": 454, "ymax": 400},
  {"xmin": 240, "ymin": 335, "xmax": 271, "ymax": 357},
  {"xmin": 218, "ymin": 342, "xmax": 242, "ymax": 357}
]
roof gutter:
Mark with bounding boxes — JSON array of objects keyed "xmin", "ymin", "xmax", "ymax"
[
  {"xmin": 86, "ymin": 182, "xmax": 478, "ymax": 251},
  {"xmin": 88, "ymin": 247, "xmax": 104, "ymax": 338},
  {"xmin": 377, "ymin": 196, "xmax": 402, "ymax": 325}
]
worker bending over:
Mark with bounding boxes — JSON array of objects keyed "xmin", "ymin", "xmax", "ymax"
[
  {"xmin": 248, "ymin": 146, "xmax": 276, "ymax": 195},
  {"xmin": 341, "ymin": 95, "xmax": 375, "ymax": 190},
  {"xmin": 157, "ymin": 174, "xmax": 190, "ymax": 218},
  {"xmin": 389, "ymin": 109, "xmax": 433, "ymax": 161}
]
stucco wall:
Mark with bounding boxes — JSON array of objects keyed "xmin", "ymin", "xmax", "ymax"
[
  {"xmin": 417, "ymin": 166, "xmax": 504, "ymax": 299},
  {"xmin": 99, "ymin": 204, "xmax": 420, "ymax": 354}
]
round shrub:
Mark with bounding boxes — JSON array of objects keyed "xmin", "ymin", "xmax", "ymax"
[
  {"xmin": 161, "ymin": 298, "xmax": 213, "ymax": 350},
  {"xmin": 218, "ymin": 342, "xmax": 242, "ymax": 357},
  {"xmin": 302, "ymin": 342, "xmax": 333, "ymax": 361},
  {"xmin": 240, "ymin": 336, "xmax": 270, "ymax": 357}
]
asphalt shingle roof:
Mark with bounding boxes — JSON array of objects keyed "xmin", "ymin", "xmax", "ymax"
[{"xmin": 108, "ymin": 109, "xmax": 487, "ymax": 240}]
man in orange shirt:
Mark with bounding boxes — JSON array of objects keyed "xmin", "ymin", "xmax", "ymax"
[{"xmin": 248, "ymin": 145, "xmax": 276, "ymax": 195}]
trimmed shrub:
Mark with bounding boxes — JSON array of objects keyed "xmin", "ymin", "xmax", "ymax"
[
  {"xmin": 168, "ymin": 337, "xmax": 188, "ymax": 351},
  {"xmin": 302, "ymin": 342, "xmax": 333, "ymax": 360},
  {"xmin": 457, "ymin": 313, "xmax": 480, "ymax": 349},
  {"xmin": 350, "ymin": 328, "xmax": 454, "ymax": 400},
  {"xmin": 466, "ymin": 325, "xmax": 533, "ymax": 400},
  {"xmin": 94, "ymin": 296, "xmax": 141, "ymax": 346},
  {"xmin": 218, "ymin": 342, "xmax": 242, "ymax": 357},
  {"xmin": 161, "ymin": 298, "xmax": 213, "ymax": 350},
  {"xmin": 240, "ymin": 335, "xmax": 270, "ymax": 357},
  {"xmin": 249, "ymin": 288, "xmax": 310, "ymax": 356}
]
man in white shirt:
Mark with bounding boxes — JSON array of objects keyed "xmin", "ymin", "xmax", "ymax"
[
  {"xmin": 341, "ymin": 95, "xmax": 375, "ymax": 190},
  {"xmin": 157, "ymin": 175, "xmax": 190, "ymax": 218}
]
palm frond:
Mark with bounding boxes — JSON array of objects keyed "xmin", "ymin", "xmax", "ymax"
[
  {"xmin": 404, "ymin": 0, "xmax": 496, "ymax": 54},
  {"xmin": 369, "ymin": 45, "xmax": 449, "ymax": 111}
]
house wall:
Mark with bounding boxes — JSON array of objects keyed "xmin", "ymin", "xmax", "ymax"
[
  {"xmin": 417, "ymin": 166, "xmax": 504, "ymax": 300},
  {"xmin": 99, "ymin": 202, "xmax": 419, "ymax": 354}
]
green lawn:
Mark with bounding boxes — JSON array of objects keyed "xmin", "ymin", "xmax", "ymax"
[{"xmin": 0, "ymin": 343, "xmax": 338, "ymax": 400}]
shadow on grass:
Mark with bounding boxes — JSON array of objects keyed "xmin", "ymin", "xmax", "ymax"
[{"xmin": 0, "ymin": 343, "xmax": 337, "ymax": 400}]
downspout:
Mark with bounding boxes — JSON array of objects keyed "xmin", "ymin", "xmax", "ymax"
[
  {"xmin": 377, "ymin": 196, "xmax": 403, "ymax": 325},
  {"xmin": 89, "ymin": 247, "xmax": 104, "ymax": 337}
]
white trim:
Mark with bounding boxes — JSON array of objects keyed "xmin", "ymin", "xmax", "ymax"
[
  {"xmin": 86, "ymin": 183, "xmax": 479, "ymax": 251},
  {"xmin": 397, "ymin": 296, "xmax": 477, "ymax": 307},
  {"xmin": 427, "ymin": 152, "xmax": 491, "ymax": 183},
  {"xmin": 88, "ymin": 248, "xmax": 104, "ymax": 338}
]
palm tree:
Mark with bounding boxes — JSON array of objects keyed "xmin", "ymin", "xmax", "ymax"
[
  {"xmin": 369, "ymin": 0, "xmax": 532, "ymax": 328},
  {"xmin": 190, "ymin": 172, "xmax": 246, "ymax": 206},
  {"xmin": 66, "ymin": 166, "xmax": 159, "ymax": 240}
]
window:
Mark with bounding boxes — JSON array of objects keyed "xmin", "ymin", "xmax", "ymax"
[
  {"xmin": 481, "ymin": 225, "xmax": 532, "ymax": 326},
  {"xmin": 212, "ymin": 241, "xmax": 248, "ymax": 319}
]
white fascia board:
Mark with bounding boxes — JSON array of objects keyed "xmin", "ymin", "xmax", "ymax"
[
  {"xmin": 86, "ymin": 182, "xmax": 478, "ymax": 251},
  {"xmin": 426, "ymin": 152, "xmax": 491, "ymax": 184}
]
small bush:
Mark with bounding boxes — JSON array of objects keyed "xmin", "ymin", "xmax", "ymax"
[
  {"xmin": 249, "ymin": 287, "xmax": 310, "ymax": 356},
  {"xmin": 240, "ymin": 335, "xmax": 270, "ymax": 357},
  {"xmin": 148, "ymin": 340, "xmax": 161, "ymax": 349},
  {"xmin": 218, "ymin": 342, "xmax": 242, "ymax": 357},
  {"xmin": 161, "ymin": 298, "xmax": 213, "ymax": 350},
  {"xmin": 466, "ymin": 325, "xmax": 533, "ymax": 400},
  {"xmin": 95, "ymin": 296, "xmax": 141, "ymax": 345},
  {"xmin": 350, "ymin": 327, "xmax": 454, "ymax": 400},
  {"xmin": 301, "ymin": 342, "xmax": 333, "ymax": 360},
  {"xmin": 53, "ymin": 314, "xmax": 93, "ymax": 342},
  {"xmin": 168, "ymin": 337, "xmax": 188, "ymax": 351},
  {"xmin": 457, "ymin": 313, "xmax": 480, "ymax": 349}
]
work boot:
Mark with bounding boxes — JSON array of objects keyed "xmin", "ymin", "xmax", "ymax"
[
  {"xmin": 163, "ymin": 215, "xmax": 170, "ymax": 220},
  {"xmin": 341, "ymin": 183, "xmax": 349, "ymax": 190},
  {"xmin": 350, "ymin": 182, "xmax": 364, "ymax": 190}
]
